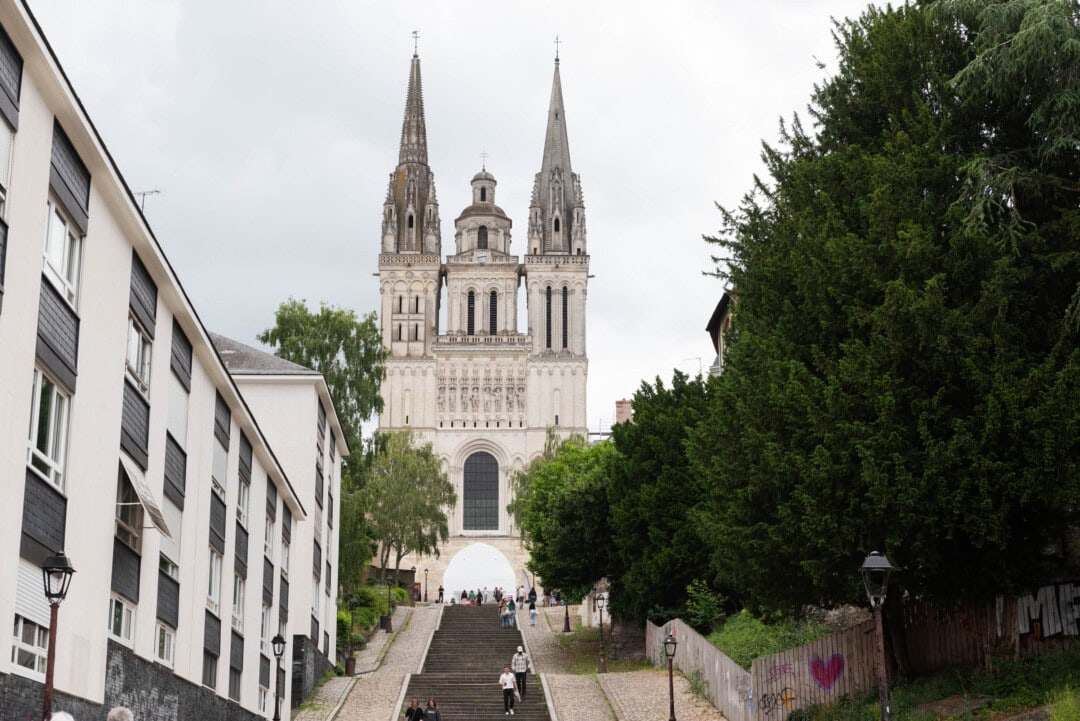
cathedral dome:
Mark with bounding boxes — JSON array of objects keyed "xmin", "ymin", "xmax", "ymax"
[{"xmin": 472, "ymin": 169, "xmax": 496, "ymax": 183}]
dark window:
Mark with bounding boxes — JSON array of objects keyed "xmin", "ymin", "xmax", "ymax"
[
  {"xmin": 553, "ymin": 217, "xmax": 560, "ymax": 233},
  {"xmin": 480, "ymin": 187, "xmax": 487, "ymax": 202},
  {"xmin": 414, "ymin": 296, "xmax": 419, "ymax": 312},
  {"xmin": 412, "ymin": 323, "xmax": 418, "ymax": 341},
  {"xmin": 489, "ymin": 291, "xmax": 497, "ymax": 334},
  {"xmin": 463, "ymin": 452, "xmax": 499, "ymax": 530},
  {"xmin": 545, "ymin": 287, "xmax": 552, "ymax": 349},
  {"xmin": 562, "ymin": 287, "xmax": 569, "ymax": 349},
  {"xmin": 407, "ymin": 214, "xmax": 414, "ymax": 229},
  {"xmin": 398, "ymin": 296, "xmax": 403, "ymax": 313},
  {"xmin": 477, "ymin": 226, "xmax": 488, "ymax": 249},
  {"xmin": 228, "ymin": 668, "xmax": 241, "ymax": 700},
  {"xmin": 396, "ymin": 324, "xmax": 402, "ymax": 341},
  {"xmin": 202, "ymin": 652, "xmax": 218, "ymax": 688},
  {"xmin": 467, "ymin": 291, "xmax": 475, "ymax": 336}
]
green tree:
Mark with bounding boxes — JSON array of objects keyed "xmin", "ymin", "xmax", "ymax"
[
  {"xmin": 607, "ymin": 372, "xmax": 714, "ymax": 622},
  {"xmin": 692, "ymin": 0, "xmax": 1080, "ymax": 616},
  {"xmin": 362, "ymin": 430, "xmax": 456, "ymax": 582},
  {"xmin": 507, "ymin": 427, "xmax": 565, "ymax": 540},
  {"xmin": 517, "ymin": 436, "xmax": 615, "ymax": 599}
]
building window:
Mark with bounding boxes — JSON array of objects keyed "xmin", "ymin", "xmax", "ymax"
[
  {"xmin": 463, "ymin": 451, "xmax": 499, "ymax": 531},
  {"xmin": 489, "ymin": 290, "xmax": 497, "ymax": 334},
  {"xmin": 545, "ymin": 286, "xmax": 552, "ymax": 349},
  {"xmin": 0, "ymin": 122, "xmax": 13, "ymax": 217},
  {"xmin": 477, "ymin": 225, "xmax": 488, "ymax": 249},
  {"xmin": 202, "ymin": 652, "xmax": 218, "ymax": 689},
  {"xmin": 264, "ymin": 514, "xmax": 275, "ymax": 560},
  {"xmin": 480, "ymin": 187, "xmax": 487, "ymax": 202},
  {"xmin": 43, "ymin": 198, "xmax": 83, "ymax": 307},
  {"xmin": 553, "ymin": 217, "xmax": 560, "ymax": 233},
  {"xmin": 108, "ymin": 596, "xmax": 135, "ymax": 643},
  {"xmin": 126, "ymin": 315, "xmax": 152, "ymax": 395},
  {"xmin": 212, "ymin": 439, "xmax": 227, "ymax": 497},
  {"xmin": 160, "ymin": 499, "xmax": 182, "ymax": 578},
  {"xmin": 260, "ymin": 604, "xmax": 271, "ymax": 655},
  {"xmin": 229, "ymin": 667, "xmax": 241, "ymax": 701},
  {"xmin": 407, "ymin": 214, "xmax": 414, "ymax": 229},
  {"xmin": 155, "ymin": 623, "xmax": 175, "ymax": 667},
  {"xmin": 11, "ymin": 615, "xmax": 49, "ymax": 677},
  {"xmin": 258, "ymin": 686, "xmax": 269, "ymax": 714},
  {"xmin": 232, "ymin": 574, "xmax": 245, "ymax": 631},
  {"xmin": 311, "ymin": 576, "xmax": 320, "ymax": 621},
  {"xmin": 562, "ymin": 286, "xmax": 569, "ymax": 349},
  {"xmin": 115, "ymin": 473, "xmax": 143, "ymax": 553},
  {"xmin": 467, "ymin": 291, "xmax": 475, "ymax": 336},
  {"xmin": 27, "ymin": 367, "xmax": 70, "ymax": 490},
  {"xmin": 397, "ymin": 295, "xmax": 403, "ymax": 313},
  {"xmin": 208, "ymin": 548, "xmax": 223, "ymax": 615},
  {"xmin": 237, "ymin": 480, "xmax": 249, "ymax": 528},
  {"xmin": 281, "ymin": 539, "xmax": 290, "ymax": 579},
  {"xmin": 413, "ymin": 295, "xmax": 419, "ymax": 313},
  {"xmin": 160, "ymin": 554, "xmax": 179, "ymax": 580}
]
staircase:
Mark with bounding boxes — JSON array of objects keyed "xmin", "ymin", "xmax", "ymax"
[{"xmin": 402, "ymin": 604, "xmax": 550, "ymax": 720}]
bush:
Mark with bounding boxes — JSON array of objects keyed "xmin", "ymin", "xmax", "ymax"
[
  {"xmin": 685, "ymin": 578, "xmax": 726, "ymax": 633},
  {"xmin": 391, "ymin": 586, "xmax": 409, "ymax": 604},
  {"xmin": 706, "ymin": 610, "xmax": 827, "ymax": 670},
  {"xmin": 1048, "ymin": 687, "xmax": 1079, "ymax": 721}
]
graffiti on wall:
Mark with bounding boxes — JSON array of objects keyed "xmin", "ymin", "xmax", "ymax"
[
  {"xmin": 764, "ymin": 662, "xmax": 794, "ymax": 683},
  {"xmin": 1017, "ymin": 583, "xmax": 1080, "ymax": 639},
  {"xmin": 760, "ymin": 688, "xmax": 797, "ymax": 715},
  {"xmin": 808, "ymin": 653, "xmax": 845, "ymax": 692},
  {"xmin": 737, "ymin": 674, "xmax": 755, "ymax": 711}
]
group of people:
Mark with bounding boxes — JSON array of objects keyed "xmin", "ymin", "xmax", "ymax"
[
  {"xmin": 403, "ymin": 698, "xmax": 444, "ymax": 721},
  {"xmin": 448, "ymin": 586, "xmax": 541, "ymax": 626},
  {"xmin": 51, "ymin": 708, "xmax": 134, "ymax": 721},
  {"xmin": 406, "ymin": 646, "xmax": 533, "ymax": 719}
]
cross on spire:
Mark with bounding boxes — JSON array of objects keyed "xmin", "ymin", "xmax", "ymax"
[
  {"xmin": 480, "ymin": 150, "xmax": 489, "ymax": 170},
  {"xmin": 412, "ymin": 30, "xmax": 420, "ymax": 56},
  {"xmin": 554, "ymin": 35, "xmax": 561, "ymax": 62}
]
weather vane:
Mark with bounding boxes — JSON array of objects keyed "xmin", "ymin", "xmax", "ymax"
[
  {"xmin": 554, "ymin": 34, "xmax": 561, "ymax": 62},
  {"xmin": 412, "ymin": 30, "xmax": 420, "ymax": 55},
  {"xmin": 480, "ymin": 150, "xmax": 489, "ymax": 170}
]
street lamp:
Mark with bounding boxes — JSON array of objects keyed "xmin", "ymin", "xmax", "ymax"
[
  {"xmin": 40, "ymin": 550, "xmax": 75, "ymax": 721},
  {"xmin": 860, "ymin": 551, "xmax": 894, "ymax": 721},
  {"xmin": 424, "ymin": 568, "xmax": 429, "ymax": 603},
  {"xmin": 596, "ymin": 592, "xmax": 608, "ymax": 673},
  {"xmin": 663, "ymin": 632, "xmax": 678, "ymax": 721},
  {"xmin": 271, "ymin": 633, "xmax": 286, "ymax": 721}
]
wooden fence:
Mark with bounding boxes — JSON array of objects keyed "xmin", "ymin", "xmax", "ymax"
[{"xmin": 646, "ymin": 619, "xmax": 752, "ymax": 721}]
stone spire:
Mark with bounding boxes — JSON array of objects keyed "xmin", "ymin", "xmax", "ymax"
[
  {"xmin": 528, "ymin": 59, "xmax": 586, "ymax": 255},
  {"xmin": 382, "ymin": 51, "xmax": 441, "ymax": 255}
]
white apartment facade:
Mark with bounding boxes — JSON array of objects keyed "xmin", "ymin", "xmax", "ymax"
[{"xmin": 0, "ymin": 2, "xmax": 337, "ymax": 718}]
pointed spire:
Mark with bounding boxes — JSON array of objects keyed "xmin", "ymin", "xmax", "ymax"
[
  {"xmin": 399, "ymin": 53, "xmax": 428, "ymax": 165},
  {"xmin": 540, "ymin": 60, "xmax": 573, "ymax": 178}
]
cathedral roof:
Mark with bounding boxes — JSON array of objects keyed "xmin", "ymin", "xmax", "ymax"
[
  {"xmin": 472, "ymin": 169, "xmax": 496, "ymax": 182},
  {"xmin": 209, "ymin": 333, "xmax": 319, "ymax": 376},
  {"xmin": 540, "ymin": 60, "xmax": 573, "ymax": 179},
  {"xmin": 398, "ymin": 53, "xmax": 428, "ymax": 165},
  {"xmin": 456, "ymin": 202, "xmax": 510, "ymax": 222}
]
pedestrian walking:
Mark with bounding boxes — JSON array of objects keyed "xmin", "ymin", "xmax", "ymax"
[
  {"xmin": 468, "ymin": 589, "xmax": 476, "ymax": 605},
  {"xmin": 437, "ymin": 585, "xmax": 444, "ymax": 603},
  {"xmin": 423, "ymin": 698, "xmax": 442, "ymax": 721},
  {"xmin": 528, "ymin": 587, "xmax": 537, "ymax": 604},
  {"xmin": 499, "ymin": 666, "xmax": 516, "ymax": 715},
  {"xmin": 529, "ymin": 598, "xmax": 537, "ymax": 626},
  {"xmin": 511, "ymin": 645, "xmax": 531, "ymax": 699},
  {"xmin": 498, "ymin": 599, "xmax": 508, "ymax": 627},
  {"xmin": 507, "ymin": 597, "xmax": 516, "ymax": 627},
  {"xmin": 108, "ymin": 709, "xmax": 134, "ymax": 721},
  {"xmin": 404, "ymin": 699, "xmax": 423, "ymax": 721}
]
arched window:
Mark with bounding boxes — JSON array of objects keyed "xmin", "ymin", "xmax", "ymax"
[
  {"xmin": 477, "ymin": 226, "xmax": 488, "ymax": 249},
  {"xmin": 553, "ymin": 217, "xmax": 560, "ymax": 233},
  {"xmin": 396, "ymin": 324, "xmax": 402, "ymax": 341},
  {"xmin": 545, "ymin": 286, "xmax": 552, "ymax": 349},
  {"xmin": 490, "ymin": 290, "xmax": 498, "ymax": 334},
  {"xmin": 467, "ymin": 291, "xmax": 476, "ymax": 336},
  {"xmin": 480, "ymin": 187, "xmax": 487, "ymax": 202},
  {"xmin": 463, "ymin": 451, "xmax": 499, "ymax": 530},
  {"xmin": 408, "ymin": 214, "xmax": 414, "ymax": 229},
  {"xmin": 398, "ymin": 296, "xmax": 403, "ymax": 313},
  {"xmin": 562, "ymin": 286, "xmax": 569, "ymax": 349}
]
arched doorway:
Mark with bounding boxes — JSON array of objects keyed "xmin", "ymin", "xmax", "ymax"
[
  {"xmin": 463, "ymin": 451, "xmax": 499, "ymax": 530},
  {"xmin": 442, "ymin": 542, "xmax": 516, "ymax": 600}
]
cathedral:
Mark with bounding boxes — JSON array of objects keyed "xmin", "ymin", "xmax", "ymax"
[{"xmin": 377, "ymin": 49, "xmax": 590, "ymax": 594}]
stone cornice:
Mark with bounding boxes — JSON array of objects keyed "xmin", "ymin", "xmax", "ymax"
[
  {"xmin": 379, "ymin": 253, "xmax": 442, "ymax": 265},
  {"xmin": 524, "ymin": 254, "xmax": 590, "ymax": 267}
]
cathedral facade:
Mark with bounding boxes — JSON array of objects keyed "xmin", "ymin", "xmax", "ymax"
[{"xmin": 377, "ymin": 50, "xmax": 589, "ymax": 593}]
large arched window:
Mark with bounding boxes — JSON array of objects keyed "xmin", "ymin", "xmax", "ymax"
[
  {"xmin": 562, "ymin": 286, "xmax": 569, "ymax": 349},
  {"xmin": 467, "ymin": 291, "xmax": 476, "ymax": 336},
  {"xmin": 463, "ymin": 451, "xmax": 499, "ymax": 530},
  {"xmin": 477, "ymin": 226, "xmax": 488, "ymax": 249},
  {"xmin": 545, "ymin": 286, "xmax": 552, "ymax": 349},
  {"xmin": 489, "ymin": 290, "xmax": 498, "ymax": 334}
]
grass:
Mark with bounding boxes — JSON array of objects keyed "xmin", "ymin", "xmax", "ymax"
[
  {"xmin": 807, "ymin": 649, "xmax": 1080, "ymax": 721},
  {"xmin": 706, "ymin": 610, "xmax": 829, "ymax": 670},
  {"xmin": 550, "ymin": 616, "xmax": 652, "ymax": 674}
]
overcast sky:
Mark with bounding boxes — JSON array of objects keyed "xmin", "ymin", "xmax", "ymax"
[{"xmin": 29, "ymin": 0, "xmax": 875, "ymax": 434}]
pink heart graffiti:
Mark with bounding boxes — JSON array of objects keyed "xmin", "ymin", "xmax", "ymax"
[{"xmin": 809, "ymin": 654, "xmax": 845, "ymax": 691}]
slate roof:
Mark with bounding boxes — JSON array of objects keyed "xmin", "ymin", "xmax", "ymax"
[{"xmin": 209, "ymin": 332, "xmax": 318, "ymax": 376}]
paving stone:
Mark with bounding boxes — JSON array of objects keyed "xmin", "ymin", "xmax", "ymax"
[{"xmin": 600, "ymin": 670, "xmax": 725, "ymax": 721}]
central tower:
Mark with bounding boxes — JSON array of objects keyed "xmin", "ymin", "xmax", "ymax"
[{"xmin": 377, "ymin": 53, "xmax": 590, "ymax": 592}]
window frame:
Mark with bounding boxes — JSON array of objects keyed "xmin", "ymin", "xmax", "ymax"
[
  {"xmin": 281, "ymin": 539, "xmax": 290, "ymax": 580},
  {"xmin": 27, "ymin": 367, "xmax": 71, "ymax": 491},
  {"xmin": 107, "ymin": 595, "xmax": 135, "ymax": 645},
  {"xmin": 42, "ymin": 197, "xmax": 83, "ymax": 308},
  {"xmin": 11, "ymin": 614, "xmax": 49, "ymax": 678},
  {"xmin": 115, "ymin": 472, "xmax": 143, "ymax": 553},
  {"xmin": 155, "ymin": 622, "xmax": 175, "ymax": 667},
  {"xmin": 260, "ymin": 604, "xmax": 271, "ymax": 655},
  {"xmin": 207, "ymin": 547, "xmax": 223, "ymax": 615},
  {"xmin": 232, "ymin": 574, "xmax": 245, "ymax": 632},
  {"xmin": 125, "ymin": 315, "xmax": 153, "ymax": 396},
  {"xmin": 236, "ymin": 480, "xmax": 250, "ymax": 528}
]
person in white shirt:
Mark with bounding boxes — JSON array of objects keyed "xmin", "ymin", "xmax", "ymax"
[{"xmin": 499, "ymin": 666, "xmax": 516, "ymax": 715}]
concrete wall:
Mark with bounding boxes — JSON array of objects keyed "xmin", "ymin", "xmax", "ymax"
[{"xmin": 647, "ymin": 619, "xmax": 752, "ymax": 721}]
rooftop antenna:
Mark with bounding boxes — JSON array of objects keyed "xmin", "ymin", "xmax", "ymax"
[
  {"xmin": 134, "ymin": 189, "xmax": 160, "ymax": 210},
  {"xmin": 412, "ymin": 30, "xmax": 420, "ymax": 56},
  {"xmin": 681, "ymin": 356, "xmax": 703, "ymax": 375},
  {"xmin": 554, "ymin": 34, "xmax": 561, "ymax": 62}
]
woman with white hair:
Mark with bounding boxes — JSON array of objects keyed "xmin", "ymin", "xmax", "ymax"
[
  {"xmin": 108, "ymin": 708, "xmax": 135, "ymax": 721},
  {"xmin": 50, "ymin": 713, "xmax": 76, "ymax": 721}
]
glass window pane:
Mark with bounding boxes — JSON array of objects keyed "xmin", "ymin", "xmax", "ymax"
[{"xmin": 463, "ymin": 452, "xmax": 499, "ymax": 530}]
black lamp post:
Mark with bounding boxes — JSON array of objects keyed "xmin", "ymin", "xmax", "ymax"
[
  {"xmin": 272, "ymin": 633, "xmax": 286, "ymax": 720},
  {"xmin": 596, "ymin": 592, "xmax": 608, "ymax": 673},
  {"xmin": 40, "ymin": 550, "xmax": 74, "ymax": 721},
  {"xmin": 424, "ymin": 568, "xmax": 429, "ymax": 603},
  {"xmin": 860, "ymin": 551, "xmax": 894, "ymax": 721},
  {"xmin": 663, "ymin": 632, "xmax": 678, "ymax": 721}
]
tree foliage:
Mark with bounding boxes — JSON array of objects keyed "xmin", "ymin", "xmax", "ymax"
[
  {"xmin": 516, "ymin": 435, "xmax": 615, "ymax": 600},
  {"xmin": 692, "ymin": 0, "xmax": 1080, "ymax": 615},
  {"xmin": 362, "ymin": 430, "xmax": 456, "ymax": 581}
]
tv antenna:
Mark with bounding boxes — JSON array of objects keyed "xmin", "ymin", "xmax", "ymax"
[{"xmin": 134, "ymin": 189, "xmax": 160, "ymax": 210}]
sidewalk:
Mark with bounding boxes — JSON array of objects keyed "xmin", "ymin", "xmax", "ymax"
[{"xmin": 292, "ymin": 604, "xmax": 413, "ymax": 721}]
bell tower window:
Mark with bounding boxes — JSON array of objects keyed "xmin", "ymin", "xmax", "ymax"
[
  {"xmin": 562, "ymin": 286, "xmax": 569, "ymax": 349},
  {"xmin": 408, "ymin": 215, "xmax": 414, "ymax": 229},
  {"xmin": 553, "ymin": 217, "xmax": 560, "ymax": 233},
  {"xmin": 480, "ymin": 187, "xmax": 487, "ymax": 202},
  {"xmin": 477, "ymin": 226, "xmax": 488, "ymax": 250},
  {"xmin": 467, "ymin": 291, "xmax": 476, "ymax": 336},
  {"xmin": 489, "ymin": 290, "xmax": 498, "ymax": 334},
  {"xmin": 545, "ymin": 286, "xmax": 552, "ymax": 350}
]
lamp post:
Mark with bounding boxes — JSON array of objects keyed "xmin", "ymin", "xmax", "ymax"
[
  {"xmin": 424, "ymin": 568, "xmax": 429, "ymax": 603},
  {"xmin": 663, "ymin": 632, "xmax": 678, "ymax": 721},
  {"xmin": 596, "ymin": 592, "xmax": 608, "ymax": 673},
  {"xmin": 860, "ymin": 551, "xmax": 894, "ymax": 721},
  {"xmin": 40, "ymin": 550, "xmax": 75, "ymax": 721},
  {"xmin": 272, "ymin": 633, "xmax": 286, "ymax": 721}
]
